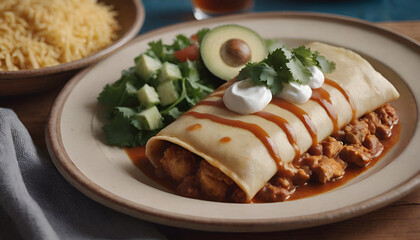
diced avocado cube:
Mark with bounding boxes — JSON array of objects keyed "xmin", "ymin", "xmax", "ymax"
[
  {"xmin": 137, "ymin": 84, "xmax": 160, "ymax": 107},
  {"xmin": 136, "ymin": 106, "xmax": 163, "ymax": 130},
  {"xmin": 158, "ymin": 62, "xmax": 182, "ymax": 83},
  {"xmin": 135, "ymin": 55, "xmax": 162, "ymax": 81},
  {"xmin": 157, "ymin": 80, "xmax": 179, "ymax": 106}
]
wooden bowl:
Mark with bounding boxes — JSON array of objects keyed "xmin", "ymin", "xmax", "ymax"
[{"xmin": 0, "ymin": 0, "xmax": 145, "ymax": 96}]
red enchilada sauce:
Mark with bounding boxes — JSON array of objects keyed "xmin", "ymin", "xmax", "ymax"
[
  {"xmin": 187, "ymin": 123, "xmax": 202, "ymax": 131},
  {"xmin": 289, "ymin": 123, "xmax": 400, "ymax": 201},
  {"xmin": 270, "ymin": 98, "xmax": 318, "ymax": 147},
  {"xmin": 253, "ymin": 111, "xmax": 300, "ymax": 160},
  {"xmin": 126, "ymin": 146, "xmax": 179, "ymax": 191},
  {"xmin": 126, "ymin": 78, "xmax": 400, "ymax": 203},
  {"xmin": 219, "ymin": 137, "xmax": 231, "ymax": 143},
  {"xmin": 310, "ymin": 88, "xmax": 339, "ymax": 133},
  {"xmin": 324, "ymin": 78, "xmax": 357, "ymax": 120},
  {"xmin": 126, "ymin": 123, "xmax": 400, "ymax": 202}
]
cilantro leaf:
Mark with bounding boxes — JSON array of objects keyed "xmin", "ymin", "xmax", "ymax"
[
  {"xmin": 97, "ymin": 73, "xmax": 140, "ymax": 117},
  {"xmin": 102, "ymin": 107, "xmax": 139, "ymax": 147},
  {"xmin": 171, "ymin": 34, "xmax": 193, "ymax": 51},
  {"xmin": 293, "ymin": 46, "xmax": 317, "ymax": 66},
  {"xmin": 185, "ymin": 79, "xmax": 213, "ymax": 106},
  {"xmin": 179, "ymin": 60, "xmax": 200, "ymax": 82},
  {"xmin": 286, "ymin": 57, "xmax": 311, "ymax": 85},
  {"xmin": 195, "ymin": 28, "xmax": 210, "ymax": 44},
  {"xmin": 261, "ymin": 66, "xmax": 282, "ymax": 94},
  {"xmin": 114, "ymin": 107, "xmax": 137, "ymax": 118},
  {"xmin": 143, "ymin": 40, "xmax": 177, "ymax": 63},
  {"xmin": 250, "ymin": 63, "xmax": 275, "ymax": 86},
  {"xmin": 315, "ymin": 53, "xmax": 336, "ymax": 74},
  {"xmin": 144, "ymin": 40, "xmax": 165, "ymax": 60},
  {"xmin": 180, "ymin": 60, "xmax": 216, "ymax": 104},
  {"xmin": 162, "ymin": 107, "xmax": 183, "ymax": 124},
  {"xmin": 266, "ymin": 47, "xmax": 291, "ymax": 70},
  {"xmin": 237, "ymin": 63, "xmax": 253, "ymax": 81},
  {"xmin": 102, "ymin": 117, "xmax": 138, "ymax": 147},
  {"xmin": 237, "ymin": 62, "xmax": 281, "ymax": 95}
]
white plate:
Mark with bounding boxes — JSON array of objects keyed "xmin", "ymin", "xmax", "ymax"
[{"xmin": 46, "ymin": 12, "xmax": 420, "ymax": 232}]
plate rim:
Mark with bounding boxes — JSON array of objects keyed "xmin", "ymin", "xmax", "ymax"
[{"xmin": 46, "ymin": 12, "xmax": 420, "ymax": 232}]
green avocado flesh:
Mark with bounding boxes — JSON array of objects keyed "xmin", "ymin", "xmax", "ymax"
[{"xmin": 200, "ymin": 24, "xmax": 268, "ymax": 81}]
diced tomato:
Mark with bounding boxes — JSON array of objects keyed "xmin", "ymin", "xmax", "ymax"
[
  {"xmin": 174, "ymin": 44, "xmax": 199, "ymax": 62},
  {"xmin": 190, "ymin": 34, "xmax": 199, "ymax": 42}
]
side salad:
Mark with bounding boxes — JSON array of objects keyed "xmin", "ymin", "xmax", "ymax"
[{"xmin": 98, "ymin": 28, "xmax": 224, "ymax": 147}]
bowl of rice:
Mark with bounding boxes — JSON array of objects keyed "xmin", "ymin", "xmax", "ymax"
[{"xmin": 0, "ymin": 0, "xmax": 144, "ymax": 96}]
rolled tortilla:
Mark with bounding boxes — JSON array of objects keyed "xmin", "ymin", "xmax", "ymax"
[{"xmin": 146, "ymin": 42, "xmax": 400, "ymax": 201}]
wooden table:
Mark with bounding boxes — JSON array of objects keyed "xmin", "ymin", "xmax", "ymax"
[{"xmin": 1, "ymin": 21, "xmax": 419, "ymax": 239}]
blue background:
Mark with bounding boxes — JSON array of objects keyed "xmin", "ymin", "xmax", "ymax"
[{"xmin": 139, "ymin": 0, "xmax": 420, "ymax": 34}]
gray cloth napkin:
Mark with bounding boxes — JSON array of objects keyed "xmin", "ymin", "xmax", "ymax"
[{"xmin": 0, "ymin": 108, "xmax": 167, "ymax": 240}]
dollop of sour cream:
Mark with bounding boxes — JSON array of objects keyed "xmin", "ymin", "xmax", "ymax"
[
  {"xmin": 223, "ymin": 66, "xmax": 325, "ymax": 114},
  {"xmin": 308, "ymin": 66, "xmax": 324, "ymax": 89},
  {"xmin": 276, "ymin": 66, "xmax": 325, "ymax": 104},
  {"xmin": 223, "ymin": 79, "xmax": 272, "ymax": 114},
  {"xmin": 276, "ymin": 81, "xmax": 312, "ymax": 104}
]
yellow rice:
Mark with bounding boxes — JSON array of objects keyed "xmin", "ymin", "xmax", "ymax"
[{"xmin": 0, "ymin": 0, "xmax": 119, "ymax": 71}]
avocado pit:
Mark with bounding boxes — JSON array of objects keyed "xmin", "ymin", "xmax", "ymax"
[{"xmin": 220, "ymin": 38, "xmax": 251, "ymax": 67}]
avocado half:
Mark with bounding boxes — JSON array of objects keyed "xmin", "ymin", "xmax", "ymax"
[{"xmin": 200, "ymin": 24, "xmax": 268, "ymax": 81}]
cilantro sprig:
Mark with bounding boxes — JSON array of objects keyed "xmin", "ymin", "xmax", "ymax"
[{"xmin": 237, "ymin": 45, "xmax": 335, "ymax": 95}]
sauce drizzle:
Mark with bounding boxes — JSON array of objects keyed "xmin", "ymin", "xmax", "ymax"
[
  {"xmin": 324, "ymin": 78, "xmax": 357, "ymax": 120},
  {"xmin": 270, "ymin": 98, "xmax": 318, "ymax": 146},
  {"xmin": 219, "ymin": 137, "xmax": 231, "ymax": 143},
  {"xmin": 253, "ymin": 111, "xmax": 300, "ymax": 160},
  {"xmin": 187, "ymin": 124, "xmax": 202, "ymax": 131},
  {"xmin": 310, "ymin": 87, "xmax": 339, "ymax": 133}
]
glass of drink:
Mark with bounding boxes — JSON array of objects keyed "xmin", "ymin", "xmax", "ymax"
[{"xmin": 191, "ymin": 0, "xmax": 255, "ymax": 20}]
